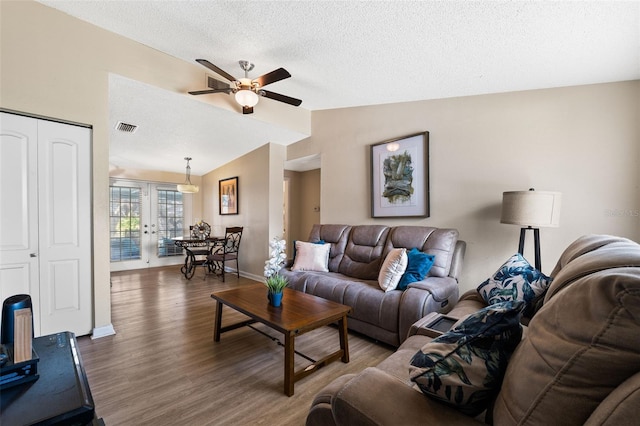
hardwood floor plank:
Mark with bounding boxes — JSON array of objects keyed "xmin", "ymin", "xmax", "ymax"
[{"xmin": 78, "ymin": 266, "xmax": 393, "ymax": 425}]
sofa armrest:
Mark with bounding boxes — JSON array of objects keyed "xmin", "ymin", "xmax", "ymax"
[
  {"xmin": 331, "ymin": 367, "xmax": 483, "ymax": 426},
  {"xmin": 407, "ymin": 312, "xmax": 450, "ymax": 338},
  {"xmin": 407, "ymin": 276, "xmax": 458, "ymax": 301},
  {"xmin": 398, "ymin": 277, "xmax": 459, "ymax": 344},
  {"xmin": 585, "ymin": 371, "xmax": 640, "ymax": 426}
]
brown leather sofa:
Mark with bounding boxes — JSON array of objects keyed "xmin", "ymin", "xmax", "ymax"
[
  {"xmin": 306, "ymin": 234, "xmax": 640, "ymax": 425},
  {"xmin": 280, "ymin": 224, "xmax": 466, "ymax": 347}
]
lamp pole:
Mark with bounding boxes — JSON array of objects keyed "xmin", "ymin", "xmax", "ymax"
[{"xmin": 518, "ymin": 226, "xmax": 541, "ymax": 271}]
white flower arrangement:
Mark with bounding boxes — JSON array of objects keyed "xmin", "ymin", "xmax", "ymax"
[{"xmin": 264, "ymin": 237, "xmax": 288, "ymax": 293}]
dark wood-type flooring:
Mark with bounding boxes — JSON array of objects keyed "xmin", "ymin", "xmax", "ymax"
[{"xmin": 77, "ymin": 266, "xmax": 393, "ymax": 425}]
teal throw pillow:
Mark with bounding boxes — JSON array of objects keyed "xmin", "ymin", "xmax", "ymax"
[
  {"xmin": 409, "ymin": 300, "xmax": 524, "ymax": 416},
  {"xmin": 476, "ymin": 253, "xmax": 552, "ymax": 311},
  {"xmin": 397, "ymin": 248, "xmax": 435, "ymax": 290}
]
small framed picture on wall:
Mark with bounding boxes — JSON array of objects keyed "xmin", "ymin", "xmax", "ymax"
[{"xmin": 219, "ymin": 176, "xmax": 239, "ymax": 215}]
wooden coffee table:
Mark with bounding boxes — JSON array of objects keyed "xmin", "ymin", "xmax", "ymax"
[{"xmin": 210, "ymin": 284, "xmax": 351, "ymax": 396}]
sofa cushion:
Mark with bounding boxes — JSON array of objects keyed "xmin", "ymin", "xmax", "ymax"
[
  {"xmin": 409, "ymin": 300, "xmax": 524, "ymax": 416},
  {"xmin": 398, "ymin": 248, "xmax": 436, "ymax": 290},
  {"xmin": 476, "ymin": 253, "xmax": 551, "ymax": 308},
  {"xmin": 338, "ymin": 225, "xmax": 390, "ymax": 280},
  {"xmin": 384, "ymin": 226, "xmax": 459, "ymax": 278},
  {"xmin": 291, "ymin": 241, "xmax": 331, "ymax": 272},
  {"xmin": 286, "ymin": 271, "xmax": 403, "ymax": 335},
  {"xmin": 493, "ymin": 236, "xmax": 640, "ymax": 425},
  {"xmin": 378, "ymin": 248, "xmax": 408, "ymax": 291},
  {"xmin": 547, "ymin": 233, "xmax": 627, "ymax": 280},
  {"xmin": 307, "ymin": 224, "xmax": 352, "ymax": 273}
]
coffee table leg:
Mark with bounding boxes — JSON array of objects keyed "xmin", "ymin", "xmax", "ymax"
[
  {"xmin": 213, "ymin": 301, "xmax": 223, "ymax": 342},
  {"xmin": 338, "ymin": 316, "xmax": 349, "ymax": 363},
  {"xmin": 284, "ymin": 332, "xmax": 295, "ymax": 396}
]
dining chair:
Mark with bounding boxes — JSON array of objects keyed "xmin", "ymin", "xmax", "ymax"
[
  {"xmin": 180, "ymin": 221, "xmax": 212, "ymax": 280},
  {"xmin": 207, "ymin": 227, "xmax": 243, "ymax": 282}
]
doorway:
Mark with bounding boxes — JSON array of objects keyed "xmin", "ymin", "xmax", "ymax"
[
  {"xmin": 283, "ymin": 167, "xmax": 321, "ymax": 250},
  {"xmin": 109, "ymin": 179, "xmax": 191, "ymax": 271}
]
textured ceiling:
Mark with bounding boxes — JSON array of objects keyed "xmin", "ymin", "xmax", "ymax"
[
  {"xmin": 108, "ymin": 75, "xmax": 308, "ymax": 176},
  {"xmin": 38, "ymin": 1, "xmax": 640, "ymax": 175}
]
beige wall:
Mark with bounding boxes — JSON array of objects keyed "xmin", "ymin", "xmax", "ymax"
[
  {"xmin": 201, "ymin": 143, "xmax": 285, "ymax": 281},
  {"xmin": 0, "ymin": 1, "xmax": 308, "ymax": 331},
  {"xmin": 289, "ymin": 81, "xmax": 640, "ymax": 292},
  {"xmin": 0, "ymin": 1, "xmax": 212, "ymax": 331},
  {"xmin": 284, "ymin": 170, "xmax": 302, "ymax": 249}
]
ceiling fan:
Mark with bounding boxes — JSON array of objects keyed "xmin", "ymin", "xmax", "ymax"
[{"xmin": 188, "ymin": 59, "xmax": 302, "ymax": 114}]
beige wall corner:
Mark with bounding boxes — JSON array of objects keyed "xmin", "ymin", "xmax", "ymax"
[{"xmin": 201, "ymin": 143, "xmax": 283, "ymax": 280}]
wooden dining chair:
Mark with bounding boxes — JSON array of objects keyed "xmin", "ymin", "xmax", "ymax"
[{"xmin": 207, "ymin": 227, "xmax": 243, "ymax": 282}]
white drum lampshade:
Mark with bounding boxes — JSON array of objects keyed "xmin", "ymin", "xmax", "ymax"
[
  {"xmin": 501, "ymin": 190, "xmax": 562, "ymax": 228},
  {"xmin": 500, "ymin": 188, "xmax": 562, "ymax": 272}
]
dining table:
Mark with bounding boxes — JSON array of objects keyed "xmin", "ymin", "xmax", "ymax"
[{"xmin": 172, "ymin": 235, "xmax": 224, "ymax": 279}]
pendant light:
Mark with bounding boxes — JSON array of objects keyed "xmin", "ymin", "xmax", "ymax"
[{"xmin": 177, "ymin": 157, "xmax": 199, "ymax": 194}]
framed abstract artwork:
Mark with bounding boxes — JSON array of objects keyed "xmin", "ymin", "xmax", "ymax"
[
  {"xmin": 370, "ymin": 132, "xmax": 429, "ymax": 218},
  {"xmin": 219, "ymin": 176, "xmax": 239, "ymax": 215}
]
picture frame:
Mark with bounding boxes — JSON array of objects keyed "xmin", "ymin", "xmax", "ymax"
[
  {"xmin": 370, "ymin": 132, "xmax": 429, "ymax": 218},
  {"xmin": 219, "ymin": 176, "xmax": 239, "ymax": 215}
]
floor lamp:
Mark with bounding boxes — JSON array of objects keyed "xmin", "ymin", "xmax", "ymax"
[{"xmin": 500, "ymin": 189, "xmax": 562, "ymax": 271}]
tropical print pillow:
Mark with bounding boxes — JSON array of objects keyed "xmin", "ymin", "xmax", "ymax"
[
  {"xmin": 409, "ymin": 301, "xmax": 524, "ymax": 416},
  {"xmin": 477, "ymin": 253, "xmax": 551, "ymax": 308}
]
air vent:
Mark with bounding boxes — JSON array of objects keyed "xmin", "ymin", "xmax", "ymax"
[{"xmin": 115, "ymin": 121, "xmax": 138, "ymax": 133}]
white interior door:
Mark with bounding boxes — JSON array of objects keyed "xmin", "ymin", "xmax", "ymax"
[
  {"xmin": 37, "ymin": 120, "xmax": 92, "ymax": 336},
  {"xmin": 0, "ymin": 113, "xmax": 41, "ymax": 335},
  {"xmin": 0, "ymin": 112, "xmax": 92, "ymax": 337}
]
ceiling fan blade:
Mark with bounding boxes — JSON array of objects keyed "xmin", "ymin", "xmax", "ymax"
[
  {"xmin": 260, "ymin": 90, "xmax": 302, "ymax": 107},
  {"xmin": 188, "ymin": 88, "xmax": 231, "ymax": 96},
  {"xmin": 195, "ymin": 59, "xmax": 237, "ymax": 82},
  {"xmin": 254, "ymin": 68, "xmax": 291, "ymax": 87},
  {"xmin": 242, "ymin": 106, "xmax": 254, "ymax": 114}
]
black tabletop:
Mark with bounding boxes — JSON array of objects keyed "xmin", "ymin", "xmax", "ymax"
[{"xmin": 0, "ymin": 332, "xmax": 95, "ymax": 426}]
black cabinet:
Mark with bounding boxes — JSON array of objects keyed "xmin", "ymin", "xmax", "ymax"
[{"xmin": 1, "ymin": 332, "xmax": 96, "ymax": 425}]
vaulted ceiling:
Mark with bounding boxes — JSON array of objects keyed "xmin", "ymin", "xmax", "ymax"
[{"xmin": 38, "ymin": 1, "xmax": 640, "ymax": 175}]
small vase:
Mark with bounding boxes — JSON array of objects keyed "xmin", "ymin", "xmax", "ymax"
[{"xmin": 268, "ymin": 291, "xmax": 283, "ymax": 307}]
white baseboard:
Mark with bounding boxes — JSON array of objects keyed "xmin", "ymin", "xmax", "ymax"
[
  {"xmin": 242, "ymin": 271, "xmax": 263, "ymax": 282},
  {"xmin": 92, "ymin": 324, "xmax": 116, "ymax": 339}
]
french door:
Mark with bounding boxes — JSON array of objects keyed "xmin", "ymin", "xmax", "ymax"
[{"xmin": 110, "ymin": 179, "xmax": 190, "ymax": 271}]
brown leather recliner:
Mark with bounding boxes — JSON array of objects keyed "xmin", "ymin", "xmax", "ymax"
[{"xmin": 306, "ymin": 234, "xmax": 640, "ymax": 426}]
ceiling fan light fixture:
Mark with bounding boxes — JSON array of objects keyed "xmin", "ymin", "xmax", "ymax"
[
  {"xmin": 191, "ymin": 59, "xmax": 301, "ymax": 114},
  {"xmin": 178, "ymin": 157, "xmax": 199, "ymax": 194},
  {"xmin": 235, "ymin": 89, "xmax": 259, "ymax": 107}
]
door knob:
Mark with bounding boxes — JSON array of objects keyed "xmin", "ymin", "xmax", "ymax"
[{"xmin": 30, "ymin": 253, "xmax": 37, "ymax": 258}]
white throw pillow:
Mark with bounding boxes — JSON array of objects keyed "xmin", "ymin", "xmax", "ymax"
[
  {"xmin": 378, "ymin": 248, "xmax": 408, "ymax": 292},
  {"xmin": 291, "ymin": 241, "xmax": 331, "ymax": 272}
]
